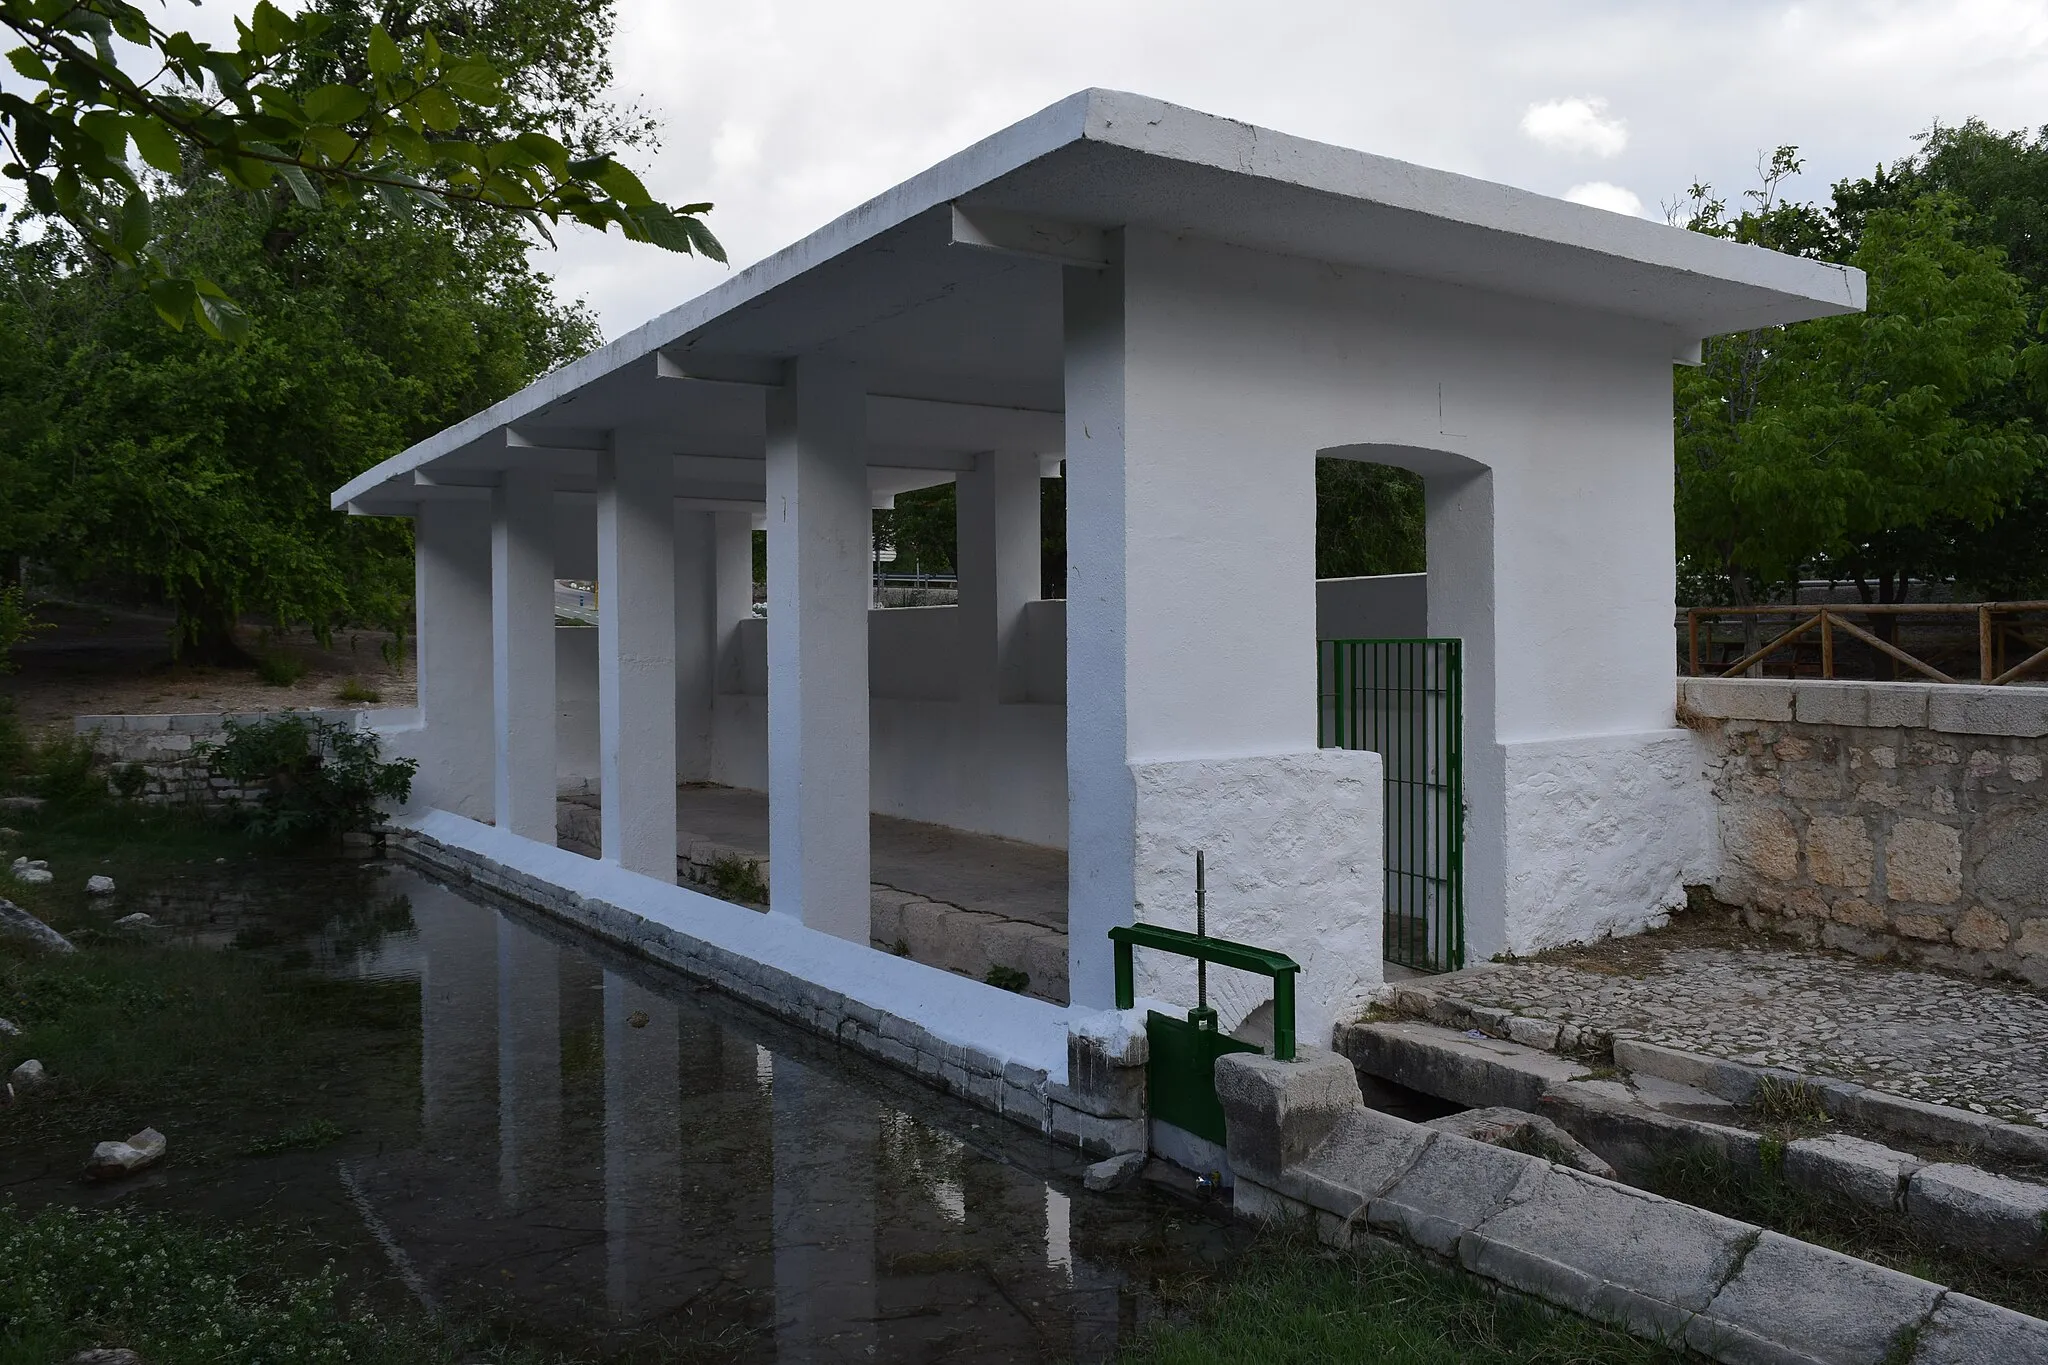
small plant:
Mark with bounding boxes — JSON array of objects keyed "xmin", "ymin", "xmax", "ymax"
[
  {"xmin": 891, "ymin": 938, "xmax": 911, "ymax": 958},
  {"xmin": 254, "ymin": 651, "xmax": 307, "ymax": 687},
  {"xmin": 1750, "ymin": 1074, "xmax": 1832, "ymax": 1135},
  {"xmin": 334, "ymin": 678, "xmax": 381, "ymax": 704},
  {"xmin": 202, "ymin": 714, "xmax": 416, "ymax": 842},
  {"xmin": 240, "ymin": 1117, "xmax": 346, "ymax": 1157},
  {"xmin": 707, "ymin": 853, "xmax": 768, "ymax": 905},
  {"xmin": 984, "ymin": 964, "xmax": 1030, "ymax": 994},
  {"xmin": 109, "ymin": 762, "xmax": 148, "ymax": 800}
]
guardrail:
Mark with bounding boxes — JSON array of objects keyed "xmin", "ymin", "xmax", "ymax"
[
  {"xmin": 1109, "ymin": 922, "xmax": 1300, "ymax": 1061},
  {"xmin": 1685, "ymin": 602, "xmax": 2048, "ymax": 685}
]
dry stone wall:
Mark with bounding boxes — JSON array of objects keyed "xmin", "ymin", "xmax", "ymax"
[
  {"xmin": 74, "ymin": 710, "xmax": 377, "ymax": 809},
  {"xmin": 1682, "ymin": 679, "xmax": 2048, "ymax": 985}
]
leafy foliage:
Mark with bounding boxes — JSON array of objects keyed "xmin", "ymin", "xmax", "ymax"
[
  {"xmin": 1674, "ymin": 147, "xmax": 2042, "ymax": 602},
  {"xmin": 1316, "ymin": 459, "xmax": 1426, "ymax": 578},
  {"xmin": 203, "ymin": 713, "xmax": 415, "ymax": 840},
  {"xmin": 0, "ymin": 165, "xmax": 597, "ymax": 657},
  {"xmin": 0, "ymin": 585, "xmax": 41, "ymax": 671},
  {"xmin": 0, "ymin": 0, "xmax": 720, "ymax": 336}
]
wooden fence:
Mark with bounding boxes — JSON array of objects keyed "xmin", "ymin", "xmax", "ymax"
[{"xmin": 1684, "ymin": 602, "xmax": 2048, "ymax": 685}]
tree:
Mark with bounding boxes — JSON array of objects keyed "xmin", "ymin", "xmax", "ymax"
[
  {"xmin": 1, "ymin": 0, "xmax": 719, "ymax": 336},
  {"xmin": 1832, "ymin": 121, "xmax": 2048, "ymax": 597},
  {"xmin": 1315, "ymin": 459, "xmax": 1425, "ymax": 579},
  {"xmin": 0, "ymin": 173, "xmax": 598, "ymax": 660},
  {"xmin": 1674, "ymin": 151, "xmax": 2041, "ymax": 605}
]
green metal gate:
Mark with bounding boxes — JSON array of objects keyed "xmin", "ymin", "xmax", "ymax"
[{"xmin": 1317, "ymin": 638, "xmax": 1464, "ymax": 973}]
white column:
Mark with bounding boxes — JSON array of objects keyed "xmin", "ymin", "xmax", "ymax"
[
  {"xmin": 1063, "ymin": 230, "xmax": 1380, "ymax": 1040},
  {"xmin": 492, "ymin": 467, "xmax": 557, "ymax": 842},
  {"xmin": 597, "ymin": 439, "xmax": 678, "ymax": 879},
  {"xmin": 765, "ymin": 356, "xmax": 870, "ymax": 942},
  {"xmin": 413, "ymin": 500, "xmax": 495, "ymax": 819},
  {"xmin": 712, "ymin": 509, "xmax": 755, "ymax": 694},
  {"xmin": 955, "ymin": 451, "xmax": 1041, "ymax": 706},
  {"xmin": 675, "ymin": 508, "xmax": 717, "ymax": 782}
]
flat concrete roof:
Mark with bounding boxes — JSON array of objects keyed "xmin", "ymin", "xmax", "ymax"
[{"xmin": 335, "ymin": 88, "xmax": 1864, "ymax": 514}]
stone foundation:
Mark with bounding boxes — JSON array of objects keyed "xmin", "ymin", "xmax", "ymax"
[
  {"xmin": 1681, "ymin": 679, "xmax": 2048, "ymax": 985},
  {"xmin": 73, "ymin": 709, "xmax": 379, "ymax": 808}
]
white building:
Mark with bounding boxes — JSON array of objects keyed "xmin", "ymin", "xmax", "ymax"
[{"xmin": 334, "ymin": 90, "xmax": 1860, "ymax": 1125}]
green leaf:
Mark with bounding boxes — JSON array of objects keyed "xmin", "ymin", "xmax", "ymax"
[
  {"xmin": 412, "ymin": 86, "xmax": 459, "ymax": 132},
  {"xmin": 302, "ymin": 84, "xmax": 371, "ymax": 126},
  {"xmin": 513, "ymin": 131, "xmax": 569, "ymax": 179},
  {"xmin": 128, "ymin": 117, "xmax": 183, "ymax": 174},
  {"xmin": 7, "ymin": 47, "xmax": 52, "ymax": 82},
  {"xmin": 438, "ymin": 60, "xmax": 502, "ymax": 104},
  {"xmin": 195, "ymin": 289, "xmax": 251, "ymax": 344},
  {"xmin": 582, "ymin": 156, "xmax": 652, "ymax": 207},
  {"xmin": 367, "ymin": 25, "xmax": 401, "ymax": 78},
  {"xmin": 277, "ymin": 162, "xmax": 320, "ymax": 208},
  {"xmin": 148, "ymin": 276, "xmax": 195, "ymax": 329},
  {"xmin": 118, "ymin": 190, "xmax": 151, "ymax": 252}
]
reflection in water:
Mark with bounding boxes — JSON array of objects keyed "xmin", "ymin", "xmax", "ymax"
[{"xmin": 91, "ymin": 864, "xmax": 1237, "ymax": 1361}]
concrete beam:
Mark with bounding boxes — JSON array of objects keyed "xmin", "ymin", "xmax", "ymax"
[{"xmin": 951, "ymin": 204, "xmax": 1110, "ymax": 269}]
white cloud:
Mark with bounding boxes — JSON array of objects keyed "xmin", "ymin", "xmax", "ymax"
[
  {"xmin": 1564, "ymin": 181, "xmax": 1646, "ymax": 217},
  {"xmin": 1518, "ymin": 95, "xmax": 1629, "ymax": 158},
  {"xmin": 518, "ymin": 0, "xmax": 2048, "ymax": 339}
]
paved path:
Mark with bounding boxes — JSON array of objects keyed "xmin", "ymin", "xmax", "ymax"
[{"xmin": 1437, "ymin": 936, "xmax": 2048, "ymax": 1126}]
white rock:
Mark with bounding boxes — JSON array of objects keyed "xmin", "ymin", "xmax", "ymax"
[
  {"xmin": 85, "ymin": 875, "xmax": 116, "ymax": 895},
  {"xmin": 69, "ymin": 1349, "xmax": 144, "ymax": 1365},
  {"xmin": 85, "ymin": 1128, "xmax": 167, "ymax": 1180},
  {"xmin": 9, "ymin": 1059, "xmax": 47, "ymax": 1090},
  {"xmin": 1083, "ymin": 1151, "xmax": 1148, "ymax": 1192},
  {"xmin": 0, "ymin": 1018, "xmax": 20, "ymax": 1038},
  {"xmin": 11, "ymin": 866, "xmax": 51, "ymax": 885},
  {"xmin": 113, "ymin": 912, "xmax": 153, "ymax": 928}
]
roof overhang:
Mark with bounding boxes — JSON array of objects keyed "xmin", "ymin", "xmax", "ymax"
[{"xmin": 334, "ymin": 88, "xmax": 1864, "ymax": 515}]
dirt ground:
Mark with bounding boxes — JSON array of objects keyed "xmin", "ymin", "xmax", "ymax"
[{"xmin": 0, "ymin": 598, "xmax": 417, "ymax": 734}]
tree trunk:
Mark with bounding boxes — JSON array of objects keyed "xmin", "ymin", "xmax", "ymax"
[{"xmin": 174, "ymin": 602, "xmax": 250, "ymax": 667}]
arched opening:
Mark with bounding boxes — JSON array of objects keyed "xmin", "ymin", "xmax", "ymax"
[{"xmin": 1316, "ymin": 444, "xmax": 1497, "ymax": 973}]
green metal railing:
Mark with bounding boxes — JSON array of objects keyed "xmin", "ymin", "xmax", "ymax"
[
  {"xmin": 1317, "ymin": 638, "xmax": 1465, "ymax": 973},
  {"xmin": 1111, "ymin": 902, "xmax": 1301, "ymax": 1146}
]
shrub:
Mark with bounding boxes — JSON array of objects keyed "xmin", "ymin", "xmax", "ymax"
[
  {"xmin": 984, "ymin": 964, "xmax": 1030, "ymax": 994},
  {"xmin": 707, "ymin": 853, "xmax": 769, "ymax": 905},
  {"xmin": 254, "ymin": 652, "xmax": 308, "ymax": 687},
  {"xmin": 334, "ymin": 678, "xmax": 381, "ymax": 704},
  {"xmin": 202, "ymin": 715, "xmax": 416, "ymax": 842}
]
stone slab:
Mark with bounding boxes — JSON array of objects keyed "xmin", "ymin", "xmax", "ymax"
[
  {"xmin": 1906, "ymin": 1163, "xmax": 2048, "ymax": 1259},
  {"xmin": 1783, "ymin": 1135, "xmax": 1921, "ymax": 1214},
  {"xmin": 1367, "ymin": 1131, "xmax": 1545, "ymax": 1255},
  {"xmin": 1909, "ymin": 1292, "xmax": 2048, "ymax": 1365},
  {"xmin": 1214, "ymin": 1050, "xmax": 1363, "ymax": 1183},
  {"xmin": 1687, "ymin": 1230, "xmax": 1943, "ymax": 1365},
  {"xmin": 1336, "ymin": 1020, "xmax": 1584, "ymax": 1112},
  {"xmin": 1459, "ymin": 1165, "xmax": 1756, "ymax": 1338},
  {"xmin": 1277, "ymin": 1106, "xmax": 1435, "ymax": 1218}
]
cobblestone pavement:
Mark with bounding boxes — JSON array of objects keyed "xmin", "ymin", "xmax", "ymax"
[{"xmin": 1439, "ymin": 936, "xmax": 2048, "ymax": 1126}]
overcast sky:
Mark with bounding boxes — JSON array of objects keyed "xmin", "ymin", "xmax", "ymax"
[{"xmin": 530, "ymin": 0, "xmax": 2048, "ymax": 339}]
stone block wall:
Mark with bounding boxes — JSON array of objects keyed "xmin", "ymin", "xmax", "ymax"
[
  {"xmin": 1681, "ymin": 679, "xmax": 2048, "ymax": 985},
  {"xmin": 74, "ymin": 710, "xmax": 377, "ymax": 808}
]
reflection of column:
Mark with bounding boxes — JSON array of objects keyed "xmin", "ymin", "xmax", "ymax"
[
  {"xmin": 773, "ymin": 1058, "xmax": 877, "ymax": 1360},
  {"xmin": 603, "ymin": 972, "xmax": 680, "ymax": 1318},
  {"xmin": 496, "ymin": 913, "xmax": 561, "ymax": 1208},
  {"xmin": 415, "ymin": 885, "xmax": 500, "ymax": 1157}
]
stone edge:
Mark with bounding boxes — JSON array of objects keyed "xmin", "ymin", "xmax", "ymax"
[
  {"xmin": 1217, "ymin": 1053, "xmax": 2048, "ymax": 1365},
  {"xmin": 1678, "ymin": 677, "xmax": 2048, "ymax": 738}
]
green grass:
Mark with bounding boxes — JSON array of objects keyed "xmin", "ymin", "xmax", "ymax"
[
  {"xmin": 0, "ymin": 1203, "xmax": 554, "ymax": 1365},
  {"xmin": 1645, "ymin": 1146, "xmax": 2048, "ymax": 1318},
  {"xmin": 1120, "ymin": 1226, "xmax": 1686, "ymax": 1364},
  {"xmin": 0, "ymin": 923, "xmax": 419, "ymax": 1166}
]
